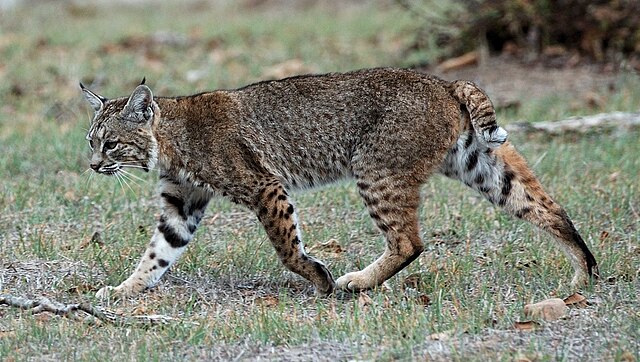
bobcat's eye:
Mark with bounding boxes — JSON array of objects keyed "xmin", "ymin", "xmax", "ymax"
[{"xmin": 103, "ymin": 141, "xmax": 117, "ymax": 151}]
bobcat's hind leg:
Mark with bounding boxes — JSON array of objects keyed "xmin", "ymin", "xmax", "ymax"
[
  {"xmin": 441, "ymin": 136, "xmax": 598, "ymax": 287},
  {"xmin": 255, "ymin": 178, "xmax": 335, "ymax": 296},
  {"xmin": 336, "ymin": 177, "xmax": 424, "ymax": 291},
  {"xmin": 96, "ymin": 176, "xmax": 211, "ymax": 299}
]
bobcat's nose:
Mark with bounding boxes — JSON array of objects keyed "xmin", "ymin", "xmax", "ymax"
[{"xmin": 90, "ymin": 161, "xmax": 101, "ymax": 171}]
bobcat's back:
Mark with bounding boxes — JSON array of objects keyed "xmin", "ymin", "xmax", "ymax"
[{"xmin": 212, "ymin": 68, "xmax": 466, "ymax": 190}]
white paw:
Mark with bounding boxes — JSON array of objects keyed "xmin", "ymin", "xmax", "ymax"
[
  {"xmin": 95, "ymin": 286, "xmax": 116, "ymax": 300},
  {"xmin": 336, "ymin": 271, "xmax": 370, "ymax": 292}
]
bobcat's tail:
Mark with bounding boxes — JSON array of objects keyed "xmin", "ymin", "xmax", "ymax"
[{"xmin": 449, "ymin": 80, "xmax": 508, "ymax": 148}]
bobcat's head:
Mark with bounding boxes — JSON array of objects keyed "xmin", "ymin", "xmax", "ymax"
[{"xmin": 81, "ymin": 82, "xmax": 159, "ymax": 175}]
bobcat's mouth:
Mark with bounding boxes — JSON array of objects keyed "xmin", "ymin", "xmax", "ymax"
[{"xmin": 97, "ymin": 164, "xmax": 120, "ymax": 176}]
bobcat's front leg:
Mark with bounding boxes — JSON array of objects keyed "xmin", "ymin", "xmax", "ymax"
[{"xmin": 96, "ymin": 177, "xmax": 210, "ymax": 299}]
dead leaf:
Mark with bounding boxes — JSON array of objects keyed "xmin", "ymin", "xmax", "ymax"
[
  {"xmin": 524, "ymin": 298, "xmax": 568, "ymax": 321},
  {"xmin": 308, "ymin": 239, "xmax": 344, "ymax": 254},
  {"xmin": 563, "ymin": 292, "xmax": 588, "ymax": 308},
  {"xmin": 132, "ymin": 305, "xmax": 150, "ymax": 316},
  {"xmin": 514, "ymin": 320, "xmax": 541, "ymax": 331},
  {"xmin": 429, "ymin": 329, "xmax": 454, "ymax": 341},
  {"xmin": 255, "ymin": 295, "xmax": 279, "ymax": 308},
  {"xmin": 584, "ymin": 92, "xmax": 605, "ymax": 109},
  {"xmin": 599, "ymin": 230, "xmax": 610, "ymax": 241},
  {"xmin": 402, "ymin": 273, "xmax": 421, "ymax": 289},
  {"xmin": 416, "ymin": 294, "xmax": 431, "ymax": 306},
  {"xmin": 66, "ymin": 283, "xmax": 97, "ymax": 295},
  {"xmin": 0, "ymin": 330, "xmax": 15, "ymax": 338},
  {"xmin": 34, "ymin": 313, "xmax": 51, "ymax": 323},
  {"xmin": 619, "ymin": 351, "xmax": 637, "ymax": 362},
  {"xmin": 608, "ymin": 171, "xmax": 620, "ymax": 182},
  {"xmin": 357, "ymin": 293, "xmax": 373, "ymax": 308}
]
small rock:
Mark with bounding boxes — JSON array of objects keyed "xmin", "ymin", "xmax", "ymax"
[{"xmin": 524, "ymin": 298, "xmax": 568, "ymax": 321}]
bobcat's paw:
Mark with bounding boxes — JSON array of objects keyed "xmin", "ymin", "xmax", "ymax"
[
  {"xmin": 95, "ymin": 286, "xmax": 117, "ymax": 300},
  {"xmin": 336, "ymin": 271, "xmax": 375, "ymax": 292},
  {"xmin": 95, "ymin": 285, "xmax": 136, "ymax": 300}
]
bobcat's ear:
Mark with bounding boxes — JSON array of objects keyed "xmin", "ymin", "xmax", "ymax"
[
  {"xmin": 80, "ymin": 83, "xmax": 106, "ymax": 112},
  {"xmin": 123, "ymin": 84, "xmax": 154, "ymax": 122}
]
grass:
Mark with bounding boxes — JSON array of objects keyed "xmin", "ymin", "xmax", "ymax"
[{"xmin": 1, "ymin": 1, "xmax": 639, "ymax": 361}]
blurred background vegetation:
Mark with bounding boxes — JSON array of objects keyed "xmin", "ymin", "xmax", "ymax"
[{"xmin": 397, "ymin": 0, "xmax": 640, "ymax": 68}]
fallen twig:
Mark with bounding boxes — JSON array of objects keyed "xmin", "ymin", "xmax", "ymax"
[
  {"xmin": 505, "ymin": 111, "xmax": 640, "ymax": 135},
  {"xmin": 0, "ymin": 294, "xmax": 180, "ymax": 325}
]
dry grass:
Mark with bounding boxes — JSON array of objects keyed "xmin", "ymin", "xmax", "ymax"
[{"xmin": 0, "ymin": 1, "xmax": 639, "ymax": 361}]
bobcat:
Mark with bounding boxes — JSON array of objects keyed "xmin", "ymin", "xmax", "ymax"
[{"xmin": 80, "ymin": 68, "xmax": 598, "ymax": 299}]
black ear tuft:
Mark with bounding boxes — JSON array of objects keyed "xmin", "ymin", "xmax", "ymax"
[
  {"xmin": 81, "ymin": 83, "xmax": 106, "ymax": 112},
  {"xmin": 140, "ymin": 77, "xmax": 146, "ymax": 85}
]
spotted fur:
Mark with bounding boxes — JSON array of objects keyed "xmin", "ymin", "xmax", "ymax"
[
  {"xmin": 80, "ymin": 68, "xmax": 597, "ymax": 299},
  {"xmin": 439, "ymin": 120, "xmax": 598, "ymax": 285}
]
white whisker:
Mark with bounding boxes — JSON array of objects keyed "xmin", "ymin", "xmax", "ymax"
[
  {"xmin": 114, "ymin": 172, "xmax": 126, "ymax": 196},
  {"xmin": 117, "ymin": 170, "xmax": 137, "ymax": 196},
  {"xmin": 120, "ymin": 169, "xmax": 147, "ymax": 184}
]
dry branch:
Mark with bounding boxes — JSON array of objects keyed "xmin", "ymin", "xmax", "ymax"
[
  {"xmin": 0, "ymin": 294, "xmax": 179, "ymax": 325},
  {"xmin": 504, "ymin": 112, "xmax": 640, "ymax": 135}
]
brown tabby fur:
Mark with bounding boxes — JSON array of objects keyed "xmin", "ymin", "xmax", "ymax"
[{"xmin": 80, "ymin": 68, "xmax": 597, "ymax": 298}]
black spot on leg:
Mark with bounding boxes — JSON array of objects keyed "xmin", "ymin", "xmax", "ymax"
[
  {"xmin": 369, "ymin": 212, "xmax": 381, "ymax": 221},
  {"xmin": 158, "ymin": 259, "xmax": 169, "ymax": 268},
  {"xmin": 475, "ymin": 173, "xmax": 485, "ymax": 185},
  {"xmin": 158, "ymin": 221, "xmax": 189, "ymax": 248},
  {"xmin": 466, "ymin": 149, "xmax": 479, "ymax": 171},
  {"xmin": 515, "ymin": 207, "xmax": 531, "ymax": 219},
  {"xmin": 287, "ymin": 204, "xmax": 294, "ymax": 214},
  {"xmin": 292, "ymin": 236, "xmax": 301, "ymax": 246},
  {"xmin": 464, "ymin": 132, "xmax": 474, "ymax": 148},
  {"xmin": 149, "ymin": 252, "xmax": 156, "ymax": 259},
  {"xmin": 277, "ymin": 194, "xmax": 287, "ymax": 201},
  {"xmin": 501, "ymin": 169, "xmax": 515, "ymax": 197},
  {"xmin": 267, "ymin": 189, "xmax": 278, "ymax": 200},
  {"xmin": 187, "ymin": 197, "xmax": 209, "ymax": 216},
  {"xmin": 161, "ymin": 193, "xmax": 186, "ymax": 220},
  {"xmin": 187, "ymin": 223, "xmax": 197, "ymax": 234}
]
